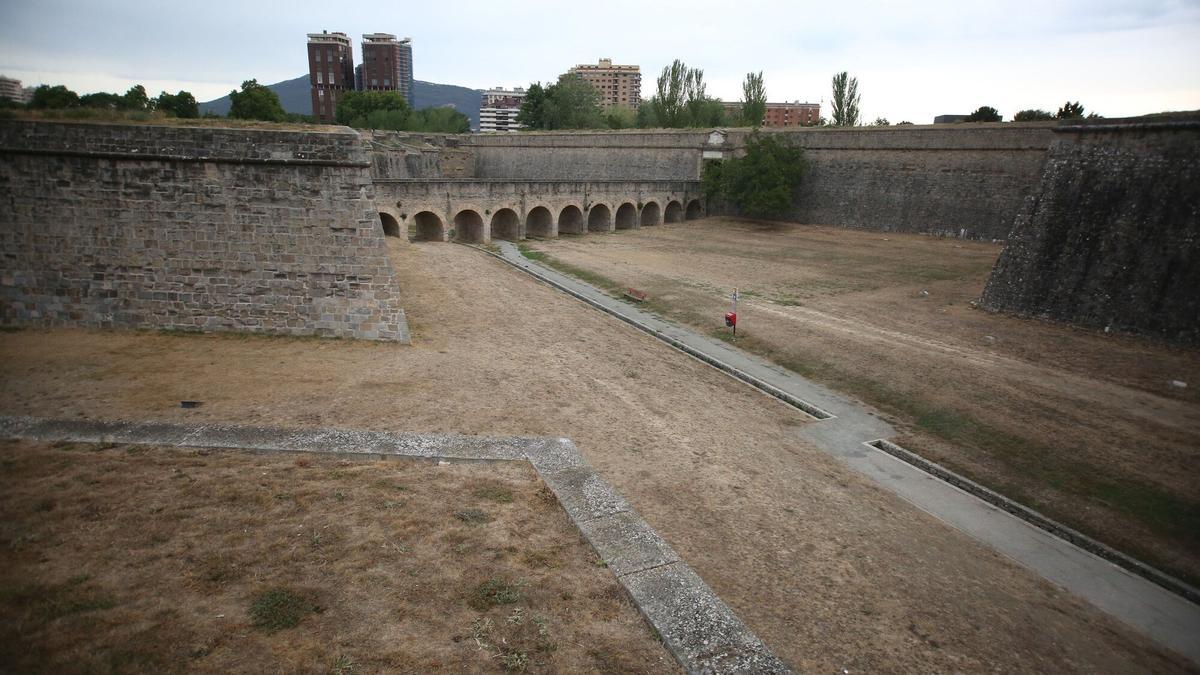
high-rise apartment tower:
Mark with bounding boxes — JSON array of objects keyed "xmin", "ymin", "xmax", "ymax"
[
  {"xmin": 568, "ymin": 58, "xmax": 641, "ymax": 109},
  {"xmin": 360, "ymin": 33, "xmax": 414, "ymax": 107},
  {"xmin": 307, "ymin": 31, "xmax": 355, "ymax": 123}
]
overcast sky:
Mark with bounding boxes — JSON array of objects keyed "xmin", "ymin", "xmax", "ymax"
[{"xmin": 1, "ymin": 0, "xmax": 1197, "ymax": 123}]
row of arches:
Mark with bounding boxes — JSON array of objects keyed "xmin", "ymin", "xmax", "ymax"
[{"xmin": 380, "ymin": 198, "xmax": 704, "ymax": 242}]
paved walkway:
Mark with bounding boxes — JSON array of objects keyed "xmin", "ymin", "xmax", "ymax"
[{"xmin": 491, "ymin": 240, "xmax": 1200, "ymax": 664}]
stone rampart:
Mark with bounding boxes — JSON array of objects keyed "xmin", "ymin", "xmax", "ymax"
[
  {"xmin": 441, "ymin": 125, "xmax": 1058, "ymax": 240},
  {"xmin": 0, "ymin": 121, "xmax": 410, "ymax": 342},
  {"xmin": 980, "ymin": 118, "xmax": 1200, "ymax": 344},
  {"xmin": 760, "ymin": 124, "xmax": 1054, "ymax": 240},
  {"xmin": 466, "ymin": 130, "xmax": 711, "ymax": 181}
]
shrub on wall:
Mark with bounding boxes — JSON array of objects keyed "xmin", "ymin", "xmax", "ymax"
[{"xmin": 702, "ymin": 131, "xmax": 806, "ymax": 219}]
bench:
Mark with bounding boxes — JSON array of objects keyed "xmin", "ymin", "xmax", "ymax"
[{"xmin": 624, "ymin": 287, "xmax": 648, "ymax": 302}]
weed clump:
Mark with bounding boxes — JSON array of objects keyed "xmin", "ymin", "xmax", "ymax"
[
  {"xmin": 469, "ymin": 578, "xmax": 521, "ymax": 610},
  {"xmin": 249, "ymin": 587, "xmax": 318, "ymax": 632}
]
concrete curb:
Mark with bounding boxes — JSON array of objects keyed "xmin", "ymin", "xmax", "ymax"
[
  {"xmin": 868, "ymin": 439, "xmax": 1200, "ymax": 605},
  {"xmin": 0, "ymin": 415, "xmax": 790, "ymax": 675}
]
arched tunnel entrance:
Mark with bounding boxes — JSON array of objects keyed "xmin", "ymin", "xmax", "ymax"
[
  {"xmin": 491, "ymin": 209, "xmax": 520, "ymax": 241},
  {"xmin": 588, "ymin": 204, "xmax": 611, "ymax": 232},
  {"xmin": 526, "ymin": 206, "xmax": 553, "ymax": 238},
  {"xmin": 558, "ymin": 205, "xmax": 584, "ymax": 234},
  {"xmin": 615, "ymin": 203, "xmax": 637, "ymax": 230},
  {"xmin": 664, "ymin": 201, "xmax": 683, "ymax": 223},
  {"xmin": 685, "ymin": 199, "xmax": 703, "ymax": 220},
  {"xmin": 640, "ymin": 201, "xmax": 661, "ymax": 226},
  {"xmin": 412, "ymin": 211, "xmax": 444, "ymax": 241},
  {"xmin": 454, "ymin": 209, "xmax": 484, "ymax": 243},
  {"xmin": 380, "ymin": 212, "xmax": 401, "ymax": 237}
]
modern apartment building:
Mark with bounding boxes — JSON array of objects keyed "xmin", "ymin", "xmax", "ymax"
[
  {"xmin": 478, "ymin": 87, "xmax": 526, "ymax": 133},
  {"xmin": 723, "ymin": 100, "xmax": 821, "ymax": 127},
  {"xmin": 568, "ymin": 58, "xmax": 641, "ymax": 109},
  {"xmin": 0, "ymin": 76, "xmax": 29, "ymax": 104},
  {"xmin": 360, "ymin": 33, "xmax": 414, "ymax": 106},
  {"xmin": 307, "ymin": 31, "xmax": 355, "ymax": 124}
]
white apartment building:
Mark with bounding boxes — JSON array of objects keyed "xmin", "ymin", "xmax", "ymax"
[{"xmin": 478, "ymin": 87, "xmax": 526, "ymax": 133}]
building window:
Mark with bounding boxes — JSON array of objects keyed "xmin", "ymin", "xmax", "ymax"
[
  {"xmin": 328, "ymin": 71, "xmax": 334, "ymax": 84},
  {"xmin": 315, "ymin": 50, "xmax": 322, "ymax": 63},
  {"xmin": 326, "ymin": 48, "xmax": 333, "ymax": 61},
  {"xmin": 316, "ymin": 72, "xmax": 323, "ymax": 84},
  {"xmin": 371, "ymin": 79, "xmax": 378, "ymax": 86},
  {"xmin": 383, "ymin": 79, "xmax": 390, "ymax": 87},
  {"xmin": 318, "ymin": 90, "xmax": 325, "ymax": 99}
]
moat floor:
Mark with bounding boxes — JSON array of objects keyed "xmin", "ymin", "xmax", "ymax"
[
  {"xmin": 0, "ymin": 234, "xmax": 1193, "ymax": 672},
  {"xmin": 530, "ymin": 218, "xmax": 1200, "ymax": 590}
]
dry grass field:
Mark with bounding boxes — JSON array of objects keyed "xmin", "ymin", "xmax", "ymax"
[
  {"xmin": 0, "ymin": 440, "xmax": 673, "ymax": 674},
  {"xmin": 0, "ymin": 238, "xmax": 1194, "ymax": 672},
  {"xmin": 523, "ymin": 217, "xmax": 1200, "ymax": 588}
]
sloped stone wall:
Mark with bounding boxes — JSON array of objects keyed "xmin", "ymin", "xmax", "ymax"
[
  {"xmin": 0, "ymin": 121, "xmax": 409, "ymax": 342},
  {"xmin": 980, "ymin": 118, "xmax": 1200, "ymax": 344}
]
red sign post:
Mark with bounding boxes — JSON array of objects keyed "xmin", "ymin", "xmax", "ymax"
[{"xmin": 724, "ymin": 288, "xmax": 738, "ymax": 336}]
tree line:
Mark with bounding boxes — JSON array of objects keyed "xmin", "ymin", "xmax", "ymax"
[
  {"xmin": 5, "ymin": 83, "xmax": 200, "ymax": 118},
  {"xmin": 5, "ymin": 79, "xmax": 471, "ymax": 133}
]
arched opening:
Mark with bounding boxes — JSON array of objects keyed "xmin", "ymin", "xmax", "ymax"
[
  {"xmin": 526, "ymin": 206, "xmax": 553, "ymax": 238},
  {"xmin": 412, "ymin": 211, "xmax": 444, "ymax": 241},
  {"xmin": 685, "ymin": 199, "xmax": 703, "ymax": 220},
  {"xmin": 664, "ymin": 201, "xmax": 683, "ymax": 223},
  {"xmin": 454, "ymin": 209, "xmax": 484, "ymax": 243},
  {"xmin": 588, "ymin": 203, "xmax": 612, "ymax": 232},
  {"xmin": 558, "ymin": 205, "xmax": 584, "ymax": 234},
  {"xmin": 615, "ymin": 203, "xmax": 638, "ymax": 230},
  {"xmin": 380, "ymin": 212, "xmax": 401, "ymax": 237},
  {"xmin": 640, "ymin": 201, "xmax": 661, "ymax": 226},
  {"xmin": 491, "ymin": 208, "xmax": 520, "ymax": 241}
]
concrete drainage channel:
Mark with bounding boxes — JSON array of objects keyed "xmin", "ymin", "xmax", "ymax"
[
  {"xmin": 868, "ymin": 438, "xmax": 1200, "ymax": 605},
  {"xmin": 0, "ymin": 415, "xmax": 790, "ymax": 675}
]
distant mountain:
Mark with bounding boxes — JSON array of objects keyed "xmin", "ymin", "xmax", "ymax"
[{"xmin": 200, "ymin": 76, "xmax": 483, "ymax": 129}]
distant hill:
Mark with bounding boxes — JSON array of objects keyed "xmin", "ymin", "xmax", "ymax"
[{"xmin": 200, "ymin": 76, "xmax": 483, "ymax": 129}]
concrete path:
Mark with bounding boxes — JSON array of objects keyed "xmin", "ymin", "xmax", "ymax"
[{"xmin": 490, "ymin": 240, "xmax": 1200, "ymax": 665}]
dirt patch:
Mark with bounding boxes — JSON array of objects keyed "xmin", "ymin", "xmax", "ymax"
[
  {"xmin": 0, "ymin": 239, "xmax": 1193, "ymax": 672},
  {"xmin": 0, "ymin": 440, "xmax": 672, "ymax": 673},
  {"xmin": 526, "ymin": 217, "xmax": 1200, "ymax": 588}
]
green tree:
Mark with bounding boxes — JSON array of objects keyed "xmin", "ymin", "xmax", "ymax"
[
  {"xmin": 602, "ymin": 105, "xmax": 636, "ymax": 129},
  {"xmin": 965, "ymin": 106, "xmax": 1001, "ymax": 122},
  {"xmin": 407, "ymin": 106, "xmax": 471, "ymax": 133},
  {"xmin": 79, "ymin": 92, "xmax": 124, "ymax": 109},
  {"xmin": 1056, "ymin": 101, "xmax": 1085, "ymax": 119},
  {"xmin": 335, "ymin": 90, "xmax": 410, "ymax": 127},
  {"xmin": 872, "ymin": 117, "xmax": 890, "ymax": 126},
  {"xmin": 703, "ymin": 131, "xmax": 807, "ymax": 219},
  {"xmin": 156, "ymin": 90, "xmax": 199, "ymax": 118},
  {"xmin": 543, "ymin": 73, "xmax": 602, "ymax": 129},
  {"xmin": 29, "ymin": 84, "xmax": 80, "ymax": 109},
  {"xmin": 122, "ymin": 85, "xmax": 151, "ymax": 112},
  {"xmin": 1014, "ymin": 109, "xmax": 1054, "ymax": 122},
  {"xmin": 228, "ymin": 79, "xmax": 286, "ymax": 122},
  {"xmin": 830, "ymin": 71, "xmax": 860, "ymax": 126},
  {"xmin": 516, "ymin": 82, "xmax": 547, "ymax": 129},
  {"xmin": 740, "ymin": 71, "xmax": 766, "ymax": 127}
]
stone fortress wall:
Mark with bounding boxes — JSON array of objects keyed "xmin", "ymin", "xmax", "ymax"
[
  {"xmin": 981, "ymin": 117, "xmax": 1200, "ymax": 345},
  {"xmin": 0, "ymin": 121, "xmax": 410, "ymax": 342},
  {"xmin": 2, "ymin": 116, "xmax": 1193, "ymax": 345}
]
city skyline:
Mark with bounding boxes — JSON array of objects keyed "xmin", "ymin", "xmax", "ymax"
[{"xmin": 1, "ymin": 0, "xmax": 1198, "ymax": 123}]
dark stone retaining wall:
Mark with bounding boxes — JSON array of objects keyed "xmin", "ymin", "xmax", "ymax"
[
  {"xmin": 980, "ymin": 118, "xmax": 1200, "ymax": 344},
  {"xmin": 761, "ymin": 125, "xmax": 1055, "ymax": 240},
  {"xmin": 0, "ymin": 121, "xmax": 410, "ymax": 342}
]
